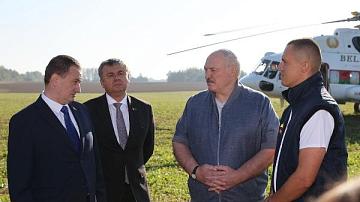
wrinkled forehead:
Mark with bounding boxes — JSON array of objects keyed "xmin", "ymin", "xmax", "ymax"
[
  {"xmin": 205, "ymin": 52, "xmax": 227, "ymax": 68},
  {"xmin": 68, "ymin": 65, "xmax": 81, "ymax": 73},
  {"xmin": 63, "ymin": 65, "xmax": 81, "ymax": 79}
]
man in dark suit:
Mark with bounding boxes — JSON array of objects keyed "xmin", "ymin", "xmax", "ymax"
[
  {"xmin": 85, "ymin": 58, "xmax": 154, "ymax": 202},
  {"xmin": 7, "ymin": 55, "xmax": 106, "ymax": 202}
]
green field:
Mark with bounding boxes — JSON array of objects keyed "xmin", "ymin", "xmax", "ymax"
[{"xmin": 0, "ymin": 92, "xmax": 359, "ymax": 202}]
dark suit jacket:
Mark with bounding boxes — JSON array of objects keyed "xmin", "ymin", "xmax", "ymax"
[
  {"xmin": 85, "ymin": 94, "xmax": 154, "ymax": 202},
  {"xmin": 7, "ymin": 96, "xmax": 106, "ymax": 202}
]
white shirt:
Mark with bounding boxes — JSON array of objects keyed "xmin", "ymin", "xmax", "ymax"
[
  {"xmin": 215, "ymin": 98, "xmax": 226, "ymax": 126},
  {"xmin": 106, "ymin": 93, "xmax": 130, "ymax": 144},
  {"xmin": 41, "ymin": 92, "xmax": 80, "ymax": 137},
  {"xmin": 299, "ymin": 110, "xmax": 334, "ymax": 150}
]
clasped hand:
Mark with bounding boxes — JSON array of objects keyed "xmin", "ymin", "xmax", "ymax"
[{"xmin": 195, "ymin": 164, "xmax": 240, "ymax": 193}]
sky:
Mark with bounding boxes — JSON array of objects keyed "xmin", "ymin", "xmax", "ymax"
[{"xmin": 1, "ymin": 0, "xmax": 360, "ymax": 80}]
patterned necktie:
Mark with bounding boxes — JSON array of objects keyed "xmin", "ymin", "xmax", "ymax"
[
  {"xmin": 61, "ymin": 106, "xmax": 81, "ymax": 153},
  {"xmin": 113, "ymin": 103, "xmax": 128, "ymax": 149}
]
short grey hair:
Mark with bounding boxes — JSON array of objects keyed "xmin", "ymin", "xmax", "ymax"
[
  {"xmin": 98, "ymin": 58, "xmax": 129, "ymax": 79},
  {"xmin": 211, "ymin": 49, "xmax": 240, "ymax": 77}
]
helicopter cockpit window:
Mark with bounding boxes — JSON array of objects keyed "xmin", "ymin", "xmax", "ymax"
[
  {"xmin": 254, "ymin": 59, "xmax": 270, "ymax": 75},
  {"xmin": 352, "ymin": 37, "xmax": 360, "ymax": 53},
  {"xmin": 263, "ymin": 62, "xmax": 279, "ymax": 79}
]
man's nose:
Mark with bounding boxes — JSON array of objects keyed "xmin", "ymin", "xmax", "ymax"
[
  {"xmin": 278, "ymin": 63, "xmax": 284, "ymax": 71},
  {"xmin": 75, "ymin": 83, "xmax": 81, "ymax": 93},
  {"xmin": 205, "ymin": 71, "xmax": 211, "ymax": 79}
]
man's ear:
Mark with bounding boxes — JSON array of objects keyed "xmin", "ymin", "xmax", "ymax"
[
  {"xmin": 49, "ymin": 74, "xmax": 60, "ymax": 88},
  {"xmin": 301, "ymin": 61, "xmax": 311, "ymax": 74},
  {"xmin": 230, "ymin": 65, "xmax": 237, "ymax": 77}
]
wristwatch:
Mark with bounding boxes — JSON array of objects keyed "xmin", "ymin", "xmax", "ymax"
[{"xmin": 191, "ymin": 165, "xmax": 199, "ymax": 179}]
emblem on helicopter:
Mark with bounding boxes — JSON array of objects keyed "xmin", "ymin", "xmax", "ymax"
[{"xmin": 326, "ymin": 36, "xmax": 339, "ymax": 48}]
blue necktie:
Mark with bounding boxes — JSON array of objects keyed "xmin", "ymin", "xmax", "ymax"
[{"xmin": 61, "ymin": 106, "xmax": 81, "ymax": 153}]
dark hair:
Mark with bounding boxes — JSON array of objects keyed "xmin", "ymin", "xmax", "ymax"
[
  {"xmin": 44, "ymin": 55, "xmax": 80, "ymax": 85},
  {"xmin": 287, "ymin": 38, "xmax": 322, "ymax": 70},
  {"xmin": 98, "ymin": 58, "xmax": 128, "ymax": 79}
]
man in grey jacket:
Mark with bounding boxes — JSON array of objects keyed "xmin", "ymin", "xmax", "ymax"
[{"xmin": 172, "ymin": 49, "xmax": 279, "ymax": 202}]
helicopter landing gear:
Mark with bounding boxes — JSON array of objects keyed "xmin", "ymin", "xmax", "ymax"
[{"xmin": 354, "ymin": 103, "xmax": 360, "ymax": 113}]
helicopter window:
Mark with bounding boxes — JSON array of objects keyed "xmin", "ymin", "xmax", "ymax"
[
  {"xmin": 352, "ymin": 37, "xmax": 360, "ymax": 53},
  {"xmin": 330, "ymin": 70, "xmax": 359, "ymax": 84},
  {"xmin": 330, "ymin": 70, "xmax": 339, "ymax": 84},
  {"xmin": 263, "ymin": 62, "xmax": 279, "ymax": 79},
  {"xmin": 350, "ymin": 71, "xmax": 360, "ymax": 85},
  {"xmin": 254, "ymin": 60, "xmax": 270, "ymax": 75}
]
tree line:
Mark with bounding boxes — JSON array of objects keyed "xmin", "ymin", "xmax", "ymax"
[
  {"xmin": 0, "ymin": 66, "xmax": 246, "ymax": 82},
  {"xmin": 0, "ymin": 65, "xmax": 43, "ymax": 82},
  {"xmin": 0, "ymin": 66, "xmax": 150, "ymax": 83}
]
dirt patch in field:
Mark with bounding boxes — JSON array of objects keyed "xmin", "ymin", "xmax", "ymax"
[{"xmin": 0, "ymin": 82, "xmax": 207, "ymax": 93}]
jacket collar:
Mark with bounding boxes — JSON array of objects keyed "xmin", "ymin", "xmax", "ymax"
[
  {"xmin": 282, "ymin": 72, "xmax": 323, "ymax": 105},
  {"xmin": 210, "ymin": 80, "xmax": 242, "ymax": 106}
]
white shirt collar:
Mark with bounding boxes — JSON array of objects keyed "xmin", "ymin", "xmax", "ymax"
[
  {"xmin": 41, "ymin": 92, "xmax": 68, "ymax": 113},
  {"xmin": 106, "ymin": 93, "xmax": 128, "ymax": 108}
]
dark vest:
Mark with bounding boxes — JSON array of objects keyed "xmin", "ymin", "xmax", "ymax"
[{"xmin": 272, "ymin": 72, "xmax": 348, "ymax": 201}]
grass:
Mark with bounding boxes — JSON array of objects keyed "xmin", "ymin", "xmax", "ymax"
[{"xmin": 0, "ymin": 92, "xmax": 360, "ymax": 202}]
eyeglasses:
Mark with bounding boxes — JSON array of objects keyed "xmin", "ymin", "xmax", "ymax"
[{"xmin": 104, "ymin": 72, "xmax": 127, "ymax": 80}]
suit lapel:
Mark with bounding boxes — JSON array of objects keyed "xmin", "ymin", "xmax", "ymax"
[
  {"xmin": 126, "ymin": 96, "xmax": 139, "ymax": 148},
  {"xmin": 98, "ymin": 94, "xmax": 123, "ymax": 150},
  {"xmin": 34, "ymin": 96, "xmax": 77, "ymax": 153}
]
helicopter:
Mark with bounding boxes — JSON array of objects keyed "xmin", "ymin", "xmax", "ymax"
[
  {"xmin": 239, "ymin": 12, "xmax": 360, "ymax": 113},
  {"xmin": 168, "ymin": 12, "xmax": 360, "ymax": 113}
]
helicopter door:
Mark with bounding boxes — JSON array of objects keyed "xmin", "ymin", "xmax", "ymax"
[{"xmin": 320, "ymin": 63, "xmax": 330, "ymax": 90}]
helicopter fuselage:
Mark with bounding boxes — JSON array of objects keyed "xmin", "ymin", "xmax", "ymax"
[{"xmin": 240, "ymin": 28, "xmax": 360, "ymax": 112}]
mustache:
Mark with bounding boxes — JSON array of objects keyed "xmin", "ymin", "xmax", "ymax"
[{"xmin": 206, "ymin": 79, "xmax": 215, "ymax": 84}]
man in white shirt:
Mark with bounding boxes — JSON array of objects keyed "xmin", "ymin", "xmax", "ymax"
[
  {"xmin": 267, "ymin": 39, "xmax": 348, "ymax": 202},
  {"xmin": 85, "ymin": 58, "xmax": 154, "ymax": 202},
  {"xmin": 7, "ymin": 55, "xmax": 106, "ymax": 202}
]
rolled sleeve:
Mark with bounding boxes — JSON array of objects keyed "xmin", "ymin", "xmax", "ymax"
[{"xmin": 172, "ymin": 99, "xmax": 191, "ymax": 146}]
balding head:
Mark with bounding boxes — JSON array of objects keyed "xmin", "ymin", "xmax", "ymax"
[{"xmin": 208, "ymin": 49, "xmax": 240, "ymax": 78}]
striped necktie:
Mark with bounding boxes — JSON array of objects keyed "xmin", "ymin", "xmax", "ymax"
[{"xmin": 113, "ymin": 103, "xmax": 128, "ymax": 149}]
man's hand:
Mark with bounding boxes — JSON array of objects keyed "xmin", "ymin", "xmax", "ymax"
[
  {"xmin": 205, "ymin": 149, "xmax": 275, "ymax": 193},
  {"xmin": 207, "ymin": 165, "xmax": 241, "ymax": 192},
  {"xmin": 195, "ymin": 164, "xmax": 219, "ymax": 187}
]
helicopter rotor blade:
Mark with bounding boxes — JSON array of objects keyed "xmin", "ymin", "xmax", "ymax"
[
  {"xmin": 167, "ymin": 11, "xmax": 360, "ymax": 56},
  {"xmin": 203, "ymin": 24, "xmax": 271, "ymax": 36},
  {"xmin": 322, "ymin": 11, "xmax": 360, "ymax": 24},
  {"xmin": 322, "ymin": 17, "xmax": 360, "ymax": 24},
  {"xmin": 167, "ymin": 24, "xmax": 318, "ymax": 55}
]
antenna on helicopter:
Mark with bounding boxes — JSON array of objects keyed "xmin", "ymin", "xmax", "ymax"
[{"xmin": 167, "ymin": 12, "xmax": 360, "ymax": 56}]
